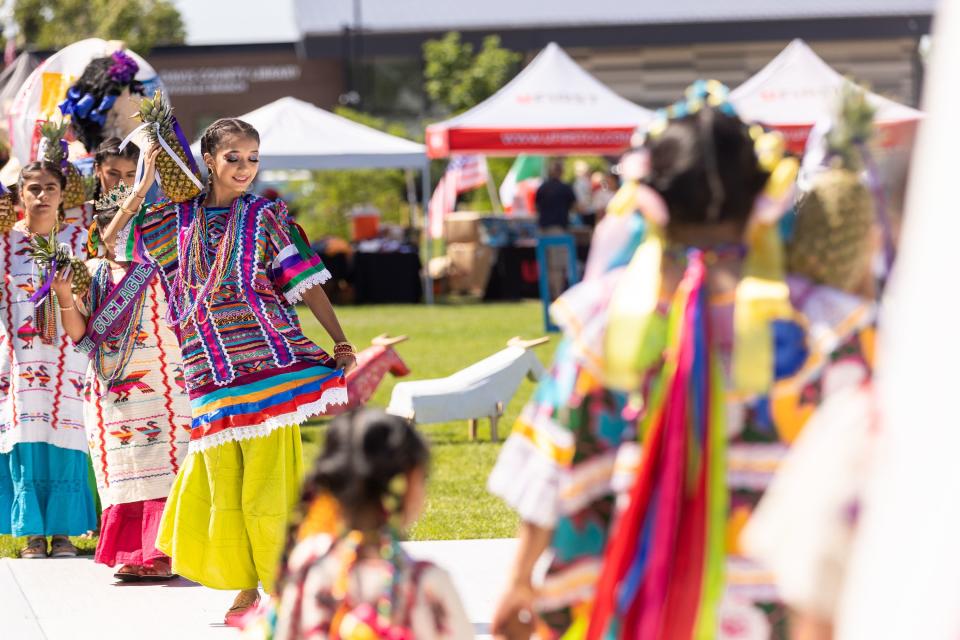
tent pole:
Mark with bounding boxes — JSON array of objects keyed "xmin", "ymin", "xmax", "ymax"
[
  {"xmin": 421, "ymin": 160, "xmax": 434, "ymax": 305},
  {"xmin": 404, "ymin": 168, "xmax": 417, "ymax": 227},
  {"xmin": 485, "ymin": 159, "xmax": 503, "ymax": 214}
]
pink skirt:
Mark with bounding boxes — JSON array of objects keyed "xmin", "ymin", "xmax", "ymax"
[{"xmin": 94, "ymin": 498, "xmax": 168, "ymax": 568}]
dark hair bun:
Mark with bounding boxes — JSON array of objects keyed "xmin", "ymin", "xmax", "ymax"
[
  {"xmin": 312, "ymin": 410, "xmax": 429, "ymax": 528},
  {"xmin": 647, "ymin": 109, "xmax": 768, "ymax": 225}
]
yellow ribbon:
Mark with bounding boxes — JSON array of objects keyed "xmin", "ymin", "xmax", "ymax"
[{"xmin": 604, "ymin": 223, "xmax": 667, "ymax": 391}]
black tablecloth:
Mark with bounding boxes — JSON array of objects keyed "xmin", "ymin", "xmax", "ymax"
[
  {"xmin": 484, "ymin": 246, "xmax": 540, "ymax": 300},
  {"xmin": 352, "ymin": 251, "xmax": 423, "ymax": 304},
  {"xmin": 483, "ymin": 243, "xmax": 591, "ymax": 301}
]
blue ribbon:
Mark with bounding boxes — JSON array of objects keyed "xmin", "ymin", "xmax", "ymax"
[
  {"xmin": 59, "ymin": 88, "xmax": 116, "ymax": 125},
  {"xmin": 74, "ymin": 93, "xmax": 96, "ymax": 118}
]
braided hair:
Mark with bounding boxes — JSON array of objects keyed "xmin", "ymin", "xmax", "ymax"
[
  {"xmin": 93, "ymin": 137, "xmax": 140, "ymax": 204},
  {"xmin": 66, "ymin": 56, "xmax": 144, "ymax": 152},
  {"xmin": 274, "ymin": 410, "xmax": 430, "ymax": 593},
  {"xmin": 199, "ymin": 118, "xmax": 260, "ymax": 192}
]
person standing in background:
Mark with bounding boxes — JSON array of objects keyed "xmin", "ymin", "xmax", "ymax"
[{"xmin": 535, "ymin": 160, "xmax": 578, "ymax": 298}]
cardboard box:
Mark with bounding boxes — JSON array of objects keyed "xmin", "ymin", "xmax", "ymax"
[
  {"xmin": 445, "ymin": 212, "xmax": 482, "ymax": 243},
  {"xmin": 447, "ymin": 242, "xmax": 495, "ymax": 295}
]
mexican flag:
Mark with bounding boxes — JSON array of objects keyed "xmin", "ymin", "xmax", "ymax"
[{"xmin": 499, "ymin": 155, "xmax": 544, "ymax": 215}]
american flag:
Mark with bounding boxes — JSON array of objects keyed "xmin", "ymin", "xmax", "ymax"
[{"xmin": 427, "ymin": 155, "xmax": 488, "ymax": 239}]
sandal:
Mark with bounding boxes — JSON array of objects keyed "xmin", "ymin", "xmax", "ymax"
[
  {"xmin": 138, "ymin": 559, "xmax": 176, "ymax": 582},
  {"xmin": 113, "ymin": 564, "xmax": 143, "ymax": 582},
  {"xmin": 19, "ymin": 536, "xmax": 47, "ymax": 559},
  {"xmin": 49, "ymin": 536, "xmax": 78, "ymax": 558},
  {"xmin": 224, "ymin": 589, "xmax": 261, "ymax": 626}
]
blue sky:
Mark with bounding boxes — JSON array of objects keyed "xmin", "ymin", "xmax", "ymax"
[{"xmin": 171, "ymin": 0, "xmax": 298, "ymax": 45}]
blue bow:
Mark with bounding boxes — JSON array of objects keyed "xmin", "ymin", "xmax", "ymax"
[{"xmin": 58, "ymin": 89, "xmax": 117, "ymax": 126}]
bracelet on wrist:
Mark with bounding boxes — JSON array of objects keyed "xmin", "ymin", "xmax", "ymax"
[
  {"xmin": 59, "ymin": 305, "xmax": 75, "ymax": 312},
  {"xmin": 333, "ymin": 342, "xmax": 356, "ymax": 358}
]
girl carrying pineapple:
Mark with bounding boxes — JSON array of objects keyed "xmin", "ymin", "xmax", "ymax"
[
  {"xmin": 52, "ymin": 144, "xmax": 191, "ymax": 583},
  {"xmin": 0, "ymin": 161, "xmax": 97, "ymax": 558},
  {"xmin": 96, "ymin": 97, "xmax": 356, "ymax": 623}
]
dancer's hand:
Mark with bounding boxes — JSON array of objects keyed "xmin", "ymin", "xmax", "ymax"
[
  {"xmin": 139, "ymin": 144, "xmax": 162, "ymax": 195},
  {"xmin": 336, "ymin": 353, "xmax": 357, "ymax": 375},
  {"xmin": 51, "ymin": 264, "xmax": 74, "ymax": 303},
  {"xmin": 491, "ymin": 581, "xmax": 537, "ymax": 640}
]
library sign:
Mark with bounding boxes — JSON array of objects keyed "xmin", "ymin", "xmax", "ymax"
[{"xmin": 159, "ymin": 64, "xmax": 302, "ymax": 96}]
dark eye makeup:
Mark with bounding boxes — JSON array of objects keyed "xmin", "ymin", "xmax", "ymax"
[{"xmin": 224, "ymin": 152, "xmax": 260, "ymax": 163}]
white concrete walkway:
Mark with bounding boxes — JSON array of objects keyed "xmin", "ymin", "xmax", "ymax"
[{"xmin": 0, "ymin": 539, "xmax": 516, "ymax": 640}]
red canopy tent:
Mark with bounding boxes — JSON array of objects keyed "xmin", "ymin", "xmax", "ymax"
[
  {"xmin": 425, "ymin": 42, "xmax": 653, "ymax": 158},
  {"xmin": 730, "ymin": 39, "xmax": 923, "ymax": 154}
]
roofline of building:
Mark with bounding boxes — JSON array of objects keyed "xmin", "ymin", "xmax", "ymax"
[
  {"xmin": 303, "ymin": 14, "xmax": 932, "ymax": 58},
  {"xmin": 25, "ymin": 40, "xmax": 301, "ymax": 60}
]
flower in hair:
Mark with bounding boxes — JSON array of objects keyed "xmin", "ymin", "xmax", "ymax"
[
  {"xmin": 381, "ymin": 473, "xmax": 408, "ymax": 523},
  {"xmin": 108, "ymin": 51, "xmax": 139, "ymax": 85}
]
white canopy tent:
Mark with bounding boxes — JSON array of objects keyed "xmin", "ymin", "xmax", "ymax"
[
  {"xmin": 190, "ymin": 96, "xmax": 426, "ymax": 170},
  {"xmin": 425, "ymin": 42, "xmax": 654, "ymax": 158},
  {"xmin": 191, "ymin": 97, "xmax": 435, "ymax": 301},
  {"xmin": 730, "ymin": 39, "xmax": 923, "ymax": 152}
]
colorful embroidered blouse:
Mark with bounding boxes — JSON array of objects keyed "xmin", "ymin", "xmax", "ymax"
[
  {"xmin": 118, "ymin": 194, "xmax": 347, "ymax": 452},
  {"xmin": 274, "ymin": 533, "xmax": 474, "ymax": 640}
]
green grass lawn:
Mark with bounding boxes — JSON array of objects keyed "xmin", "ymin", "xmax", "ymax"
[
  {"xmin": 0, "ymin": 301, "xmax": 551, "ymax": 557},
  {"xmin": 300, "ymin": 301, "xmax": 553, "ymax": 541}
]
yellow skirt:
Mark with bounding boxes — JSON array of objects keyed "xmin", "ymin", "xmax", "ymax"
[{"xmin": 156, "ymin": 425, "xmax": 303, "ymax": 592}]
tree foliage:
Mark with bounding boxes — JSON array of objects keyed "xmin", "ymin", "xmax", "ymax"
[
  {"xmin": 287, "ymin": 107, "xmax": 412, "ymax": 242},
  {"xmin": 423, "ymin": 32, "xmax": 521, "ymax": 114},
  {"xmin": 14, "ymin": 0, "xmax": 186, "ymax": 53}
]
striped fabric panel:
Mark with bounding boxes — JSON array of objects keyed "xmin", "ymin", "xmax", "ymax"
[{"xmin": 189, "ymin": 363, "xmax": 344, "ymax": 434}]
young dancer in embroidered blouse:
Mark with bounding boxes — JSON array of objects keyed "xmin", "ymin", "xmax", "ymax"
[
  {"xmin": 268, "ymin": 410, "xmax": 473, "ymax": 640},
  {"xmin": 102, "ymin": 118, "xmax": 355, "ymax": 622},
  {"xmin": 0, "ymin": 162, "xmax": 96, "ymax": 559},
  {"xmin": 54, "ymin": 146, "xmax": 190, "ymax": 582}
]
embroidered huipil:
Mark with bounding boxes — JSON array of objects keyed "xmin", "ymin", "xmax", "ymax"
[
  {"xmin": 81, "ymin": 258, "xmax": 191, "ymax": 508},
  {"xmin": 118, "ymin": 194, "xmax": 346, "ymax": 452},
  {"xmin": 0, "ymin": 222, "xmax": 89, "ymax": 453}
]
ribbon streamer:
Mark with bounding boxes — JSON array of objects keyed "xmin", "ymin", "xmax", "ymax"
[
  {"xmin": 29, "ymin": 263, "xmax": 56, "ymax": 304},
  {"xmin": 856, "ymin": 142, "xmax": 896, "ymax": 276}
]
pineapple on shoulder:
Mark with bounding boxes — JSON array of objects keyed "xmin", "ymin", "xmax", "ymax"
[
  {"xmin": 38, "ymin": 120, "xmax": 87, "ymax": 211},
  {"xmin": 137, "ymin": 90, "xmax": 201, "ymax": 203},
  {"xmin": 787, "ymin": 83, "xmax": 877, "ymax": 294},
  {"xmin": 0, "ymin": 183, "xmax": 15, "ymax": 233}
]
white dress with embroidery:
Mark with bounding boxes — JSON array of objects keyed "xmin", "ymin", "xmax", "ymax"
[{"xmin": 0, "ymin": 222, "xmax": 89, "ymax": 453}]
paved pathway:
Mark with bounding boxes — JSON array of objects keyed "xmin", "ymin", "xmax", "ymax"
[{"xmin": 0, "ymin": 539, "xmax": 516, "ymax": 640}]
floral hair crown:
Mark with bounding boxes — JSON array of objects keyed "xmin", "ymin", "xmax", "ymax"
[
  {"xmin": 95, "ymin": 181, "xmax": 131, "ymax": 212},
  {"xmin": 647, "ymin": 79, "xmax": 738, "ymax": 139}
]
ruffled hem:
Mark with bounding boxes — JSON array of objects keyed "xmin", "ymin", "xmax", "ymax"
[
  {"xmin": 95, "ymin": 499, "xmax": 168, "ymax": 568},
  {"xmin": 187, "ymin": 385, "xmax": 348, "ymax": 453},
  {"xmin": 285, "ymin": 268, "xmax": 333, "ymax": 305},
  {"xmin": 487, "ymin": 434, "xmax": 564, "ymax": 528}
]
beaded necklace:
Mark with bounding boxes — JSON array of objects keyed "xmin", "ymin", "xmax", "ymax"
[
  {"xmin": 89, "ymin": 260, "xmax": 147, "ymax": 391},
  {"xmin": 169, "ymin": 196, "xmax": 242, "ymax": 325}
]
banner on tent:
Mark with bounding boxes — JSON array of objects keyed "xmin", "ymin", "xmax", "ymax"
[{"xmin": 427, "ymin": 126, "xmax": 634, "ymax": 158}]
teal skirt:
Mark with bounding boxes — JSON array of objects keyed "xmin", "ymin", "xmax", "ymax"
[{"xmin": 0, "ymin": 442, "xmax": 98, "ymax": 536}]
